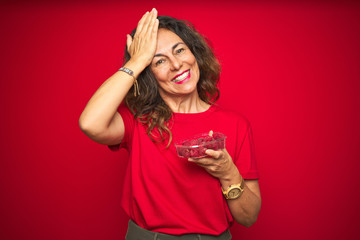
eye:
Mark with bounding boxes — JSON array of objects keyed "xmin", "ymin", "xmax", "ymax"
[
  {"xmin": 176, "ymin": 48, "xmax": 185, "ymax": 54},
  {"xmin": 155, "ymin": 59, "xmax": 165, "ymax": 66}
]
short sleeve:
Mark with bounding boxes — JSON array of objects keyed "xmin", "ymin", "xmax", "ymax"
[
  {"xmin": 107, "ymin": 104, "xmax": 135, "ymax": 151},
  {"xmin": 234, "ymin": 123, "xmax": 260, "ymax": 179}
]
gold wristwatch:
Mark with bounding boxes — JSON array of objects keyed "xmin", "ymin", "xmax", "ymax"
[{"xmin": 222, "ymin": 178, "xmax": 245, "ymax": 200}]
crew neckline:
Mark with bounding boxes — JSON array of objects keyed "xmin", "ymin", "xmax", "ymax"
[{"xmin": 173, "ymin": 104, "xmax": 218, "ymax": 122}]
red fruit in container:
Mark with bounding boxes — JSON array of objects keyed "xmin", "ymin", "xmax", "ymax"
[
  {"xmin": 175, "ymin": 132, "xmax": 227, "ymax": 159},
  {"xmin": 198, "ymin": 146, "xmax": 207, "ymax": 156},
  {"xmin": 190, "ymin": 139, "xmax": 200, "ymax": 146},
  {"xmin": 197, "ymin": 137, "xmax": 206, "ymax": 144},
  {"xmin": 179, "ymin": 148, "xmax": 191, "ymax": 158},
  {"xmin": 190, "ymin": 148, "xmax": 200, "ymax": 157},
  {"xmin": 216, "ymin": 140, "xmax": 225, "ymax": 149},
  {"xmin": 204, "ymin": 136, "xmax": 214, "ymax": 142}
]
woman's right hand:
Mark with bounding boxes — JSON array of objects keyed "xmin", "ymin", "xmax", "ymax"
[{"xmin": 126, "ymin": 8, "xmax": 159, "ymax": 67}]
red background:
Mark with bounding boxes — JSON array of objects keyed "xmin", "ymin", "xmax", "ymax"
[{"xmin": 1, "ymin": 0, "xmax": 360, "ymax": 239}]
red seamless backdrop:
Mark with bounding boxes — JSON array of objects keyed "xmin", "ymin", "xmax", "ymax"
[{"xmin": 1, "ymin": 0, "xmax": 360, "ymax": 239}]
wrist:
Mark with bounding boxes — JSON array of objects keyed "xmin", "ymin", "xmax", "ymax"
[
  {"xmin": 221, "ymin": 177, "xmax": 245, "ymax": 200},
  {"xmin": 219, "ymin": 166, "xmax": 242, "ymax": 189},
  {"xmin": 123, "ymin": 59, "xmax": 147, "ymax": 79},
  {"xmin": 125, "ymin": 57, "xmax": 151, "ymax": 74}
]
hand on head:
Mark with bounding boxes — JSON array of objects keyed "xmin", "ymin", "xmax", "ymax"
[{"xmin": 126, "ymin": 8, "xmax": 159, "ymax": 67}]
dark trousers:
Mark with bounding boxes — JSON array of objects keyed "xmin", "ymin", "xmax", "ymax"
[{"xmin": 125, "ymin": 220, "xmax": 232, "ymax": 240}]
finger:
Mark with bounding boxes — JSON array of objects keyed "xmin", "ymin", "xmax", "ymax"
[
  {"xmin": 135, "ymin": 11, "xmax": 150, "ymax": 36},
  {"xmin": 138, "ymin": 8, "xmax": 155, "ymax": 36},
  {"xmin": 153, "ymin": 18, "xmax": 159, "ymax": 34},
  {"xmin": 189, "ymin": 157, "xmax": 215, "ymax": 167},
  {"xmin": 145, "ymin": 8, "xmax": 158, "ymax": 35},
  {"xmin": 205, "ymin": 149, "xmax": 223, "ymax": 159},
  {"xmin": 126, "ymin": 34, "xmax": 133, "ymax": 53},
  {"xmin": 148, "ymin": 18, "xmax": 159, "ymax": 46},
  {"xmin": 209, "ymin": 130, "xmax": 213, "ymax": 137},
  {"xmin": 140, "ymin": 8, "xmax": 156, "ymax": 36}
]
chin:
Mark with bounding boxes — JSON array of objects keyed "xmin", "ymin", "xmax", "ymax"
[{"xmin": 175, "ymin": 88, "xmax": 198, "ymax": 97}]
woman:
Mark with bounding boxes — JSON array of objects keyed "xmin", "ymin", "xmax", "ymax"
[{"xmin": 79, "ymin": 8, "xmax": 261, "ymax": 240}]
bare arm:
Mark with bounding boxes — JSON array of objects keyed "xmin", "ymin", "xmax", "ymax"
[
  {"xmin": 78, "ymin": 67, "xmax": 139, "ymax": 145},
  {"xmin": 189, "ymin": 149, "xmax": 261, "ymax": 227},
  {"xmin": 79, "ymin": 9, "xmax": 159, "ymax": 145},
  {"xmin": 219, "ymin": 165, "xmax": 261, "ymax": 227}
]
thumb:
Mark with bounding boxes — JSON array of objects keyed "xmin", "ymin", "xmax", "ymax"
[
  {"xmin": 209, "ymin": 130, "xmax": 213, "ymax": 137},
  {"xmin": 126, "ymin": 34, "xmax": 133, "ymax": 54}
]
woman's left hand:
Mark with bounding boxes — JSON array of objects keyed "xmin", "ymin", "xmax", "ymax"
[
  {"xmin": 189, "ymin": 148, "xmax": 239, "ymax": 183},
  {"xmin": 189, "ymin": 141, "xmax": 261, "ymax": 228}
]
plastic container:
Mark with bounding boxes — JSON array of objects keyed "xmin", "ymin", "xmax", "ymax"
[{"xmin": 175, "ymin": 132, "xmax": 226, "ymax": 159}]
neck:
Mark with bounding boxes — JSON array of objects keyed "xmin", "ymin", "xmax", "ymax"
[{"xmin": 160, "ymin": 91, "xmax": 210, "ymax": 113}]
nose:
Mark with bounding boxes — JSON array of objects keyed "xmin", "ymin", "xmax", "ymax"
[{"xmin": 169, "ymin": 55, "xmax": 182, "ymax": 71}]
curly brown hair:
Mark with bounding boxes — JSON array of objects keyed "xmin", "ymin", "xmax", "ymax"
[{"xmin": 123, "ymin": 15, "xmax": 221, "ymax": 147}]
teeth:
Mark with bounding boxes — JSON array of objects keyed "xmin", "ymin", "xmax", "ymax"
[{"xmin": 173, "ymin": 70, "xmax": 189, "ymax": 82}]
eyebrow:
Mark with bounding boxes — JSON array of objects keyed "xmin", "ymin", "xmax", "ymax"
[{"xmin": 154, "ymin": 42, "xmax": 185, "ymax": 58}]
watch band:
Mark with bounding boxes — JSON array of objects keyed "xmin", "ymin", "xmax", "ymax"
[{"xmin": 222, "ymin": 177, "xmax": 245, "ymax": 200}]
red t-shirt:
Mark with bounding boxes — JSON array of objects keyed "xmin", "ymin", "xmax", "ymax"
[{"xmin": 108, "ymin": 104, "xmax": 259, "ymax": 235}]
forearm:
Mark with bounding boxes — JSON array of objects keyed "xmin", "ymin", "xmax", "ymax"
[
  {"xmin": 80, "ymin": 9, "xmax": 159, "ymax": 135},
  {"xmin": 79, "ymin": 60, "xmax": 145, "ymax": 133},
  {"xmin": 220, "ymin": 169, "xmax": 261, "ymax": 227}
]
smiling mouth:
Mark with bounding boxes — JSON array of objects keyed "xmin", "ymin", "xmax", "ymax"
[{"xmin": 172, "ymin": 70, "xmax": 190, "ymax": 83}]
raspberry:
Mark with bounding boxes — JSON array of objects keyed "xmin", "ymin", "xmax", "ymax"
[
  {"xmin": 204, "ymin": 136, "xmax": 214, "ymax": 142},
  {"xmin": 213, "ymin": 132, "xmax": 222, "ymax": 140},
  {"xmin": 190, "ymin": 148, "xmax": 200, "ymax": 158},
  {"xmin": 197, "ymin": 137, "xmax": 205, "ymax": 144},
  {"xmin": 216, "ymin": 140, "xmax": 225, "ymax": 149},
  {"xmin": 190, "ymin": 139, "xmax": 199, "ymax": 146},
  {"xmin": 178, "ymin": 147, "xmax": 190, "ymax": 158},
  {"xmin": 198, "ymin": 146, "xmax": 207, "ymax": 157},
  {"xmin": 205, "ymin": 141, "xmax": 216, "ymax": 149},
  {"xmin": 183, "ymin": 150, "xmax": 191, "ymax": 158}
]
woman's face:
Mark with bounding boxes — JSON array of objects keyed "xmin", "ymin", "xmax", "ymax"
[{"xmin": 150, "ymin": 28, "xmax": 200, "ymax": 98}]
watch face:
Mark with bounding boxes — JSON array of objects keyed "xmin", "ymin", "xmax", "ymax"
[{"xmin": 228, "ymin": 188, "xmax": 241, "ymax": 199}]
